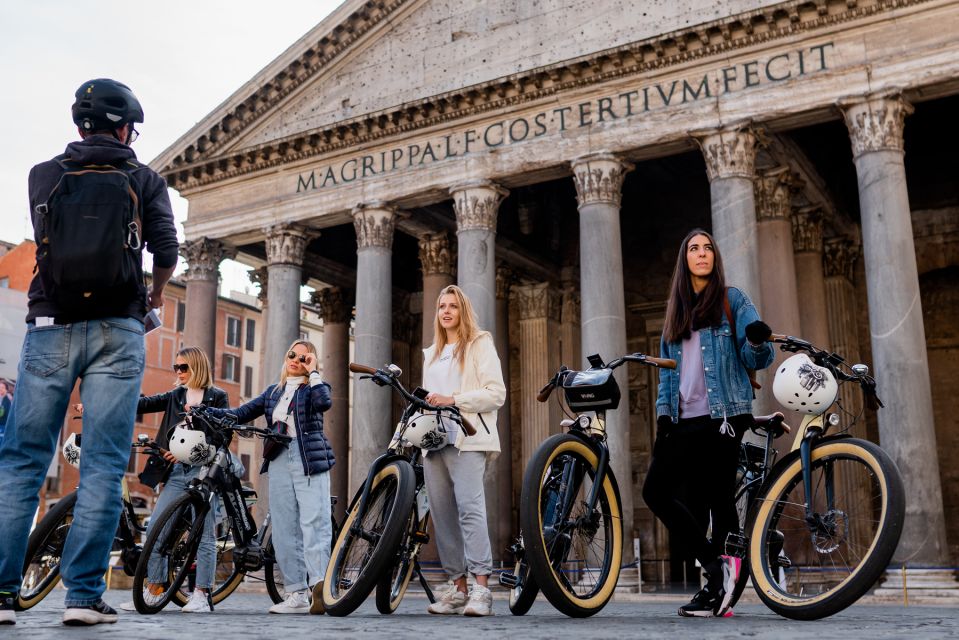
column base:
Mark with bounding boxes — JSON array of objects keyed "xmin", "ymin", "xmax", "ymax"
[{"xmin": 871, "ymin": 568, "xmax": 959, "ymax": 604}]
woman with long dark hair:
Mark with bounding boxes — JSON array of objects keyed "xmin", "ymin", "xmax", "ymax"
[{"xmin": 642, "ymin": 229, "xmax": 774, "ymax": 618}]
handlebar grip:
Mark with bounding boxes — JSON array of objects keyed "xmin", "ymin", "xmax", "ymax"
[
  {"xmin": 644, "ymin": 357, "xmax": 677, "ymax": 370},
  {"xmin": 536, "ymin": 382, "xmax": 555, "ymax": 403},
  {"xmin": 349, "ymin": 362, "xmax": 377, "ymax": 375},
  {"xmin": 459, "ymin": 415, "xmax": 477, "ymax": 437},
  {"xmin": 770, "ymin": 333, "xmax": 789, "ymax": 343}
]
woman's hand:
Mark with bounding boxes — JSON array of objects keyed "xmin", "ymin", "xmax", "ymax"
[
  {"xmin": 426, "ymin": 392, "xmax": 455, "ymax": 406},
  {"xmin": 745, "ymin": 320, "xmax": 772, "ymax": 345},
  {"xmin": 303, "ymin": 352, "xmax": 318, "ymax": 373},
  {"xmin": 160, "ymin": 448, "xmax": 177, "ymax": 463}
]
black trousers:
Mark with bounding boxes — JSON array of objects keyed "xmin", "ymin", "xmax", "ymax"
[{"xmin": 641, "ymin": 414, "xmax": 749, "ymax": 569}]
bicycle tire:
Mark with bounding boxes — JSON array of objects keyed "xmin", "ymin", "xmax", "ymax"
[
  {"xmin": 521, "ymin": 433, "xmax": 623, "ymax": 618},
  {"xmin": 206, "ymin": 515, "xmax": 246, "ymax": 605},
  {"xmin": 263, "ymin": 531, "xmax": 285, "ymax": 604},
  {"xmin": 17, "ymin": 492, "xmax": 78, "ymax": 610},
  {"xmin": 322, "ymin": 460, "xmax": 416, "ymax": 617},
  {"xmin": 374, "ymin": 507, "xmax": 425, "ymax": 614},
  {"xmin": 507, "ymin": 552, "xmax": 539, "ymax": 616},
  {"xmin": 746, "ymin": 437, "xmax": 904, "ymax": 620},
  {"xmin": 132, "ymin": 492, "xmax": 207, "ymax": 614},
  {"xmin": 725, "ymin": 475, "xmax": 762, "ymax": 611}
]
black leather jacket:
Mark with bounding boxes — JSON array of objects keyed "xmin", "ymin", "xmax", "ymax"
[{"xmin": 136, "ymin": 385, "xmax": 229, "ymax": 488}]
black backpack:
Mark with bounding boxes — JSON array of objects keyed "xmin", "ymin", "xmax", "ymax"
[{"xmin": 35, "ymin": 158, "xmax": 144, "ymax": 306}]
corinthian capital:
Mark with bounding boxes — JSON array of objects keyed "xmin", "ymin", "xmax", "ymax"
[
  {"xmin": 311, "ymin": 286, "xmax": 354, "ymax": 324},
  {"xmin": 571, "ymin": 153, "xmax": 633, "ymax": 208},
  {"xmin": 450, "ymin": 180, "xmax": 508, "ymax": 232},
  {"xmin": 791, "ymin": 206, "xmax": 824, "ymax": 254},
  {"xmin": 352, "ymin": 202, "xmax": 397, "ymax": 249},
  {"xmin": 180, "ymin": 237, "xmax": 236, "ymax": 282},
  {"xmin": 695, "ymin": 127, "xmax": 757, "ymax": 181},
  {"xmin": 840, "ymin": 94, "xmax": 913, "ymax": 158},
  {"xmin": 823, "ymin": 238, "xmax": 860, "ymax": 281},
  {"xmin": 513, "ymin": 282, "xmax": 562, "ymax": 322},
  {"xmin": 264, "ymin": 224, "xmax": 314, "ymax": 266},
  {"xmin": 418, "ymin": 233, "xmax": 453, "ymax": 276},
  {"xmin": 754, "ymin": 167, "xmax": 795, "ymax": 221}
]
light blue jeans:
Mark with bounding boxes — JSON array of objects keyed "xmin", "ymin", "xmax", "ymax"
[
  {"xmin": 0, "ymin": 317, "xmax": 144, "ymax": 606},
  {"xmin": 268, "ymin": 444, "xmax": 331, "ymax": 593},
  {"xmin": 146, "ymin": 464, "xmax": 217, "ymax": 589}
]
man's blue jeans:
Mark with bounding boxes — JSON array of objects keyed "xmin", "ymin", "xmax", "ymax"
[{"xmin": 0, "ymin": 318, "xmax": 144, "ymax": 606}]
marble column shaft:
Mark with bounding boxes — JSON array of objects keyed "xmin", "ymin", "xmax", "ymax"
[
  {"xmin": 351, "ymin": 203, "xmax": 396, "ymax": 496},
  {"xmin": 792, "ymin": 208, "xmax": 831, "ymax": 349},
  {"xmin": 491, "ymin": 267, "xmax": 514, "ymax": 563},
  {"xmin": 842, "ymin": 94, "xmax": 947, "ymax": 565},
  {"xmin": 181, "ymin": 238, "xmax": 234, "ymax": 372},
  {"xmin": 263, "ymin": 225, "xmax": 311, "ymax": 384},
  {"xmin": 452, "ymin": 181, "xmax": 508, "ymax": 336},
  {"xmin": 571, "ymin": 152, "xmax": 634, "ymax": 541},
  {"xmin": 419, "ymin": 232, "xmax": 455, "ymax": 347}
]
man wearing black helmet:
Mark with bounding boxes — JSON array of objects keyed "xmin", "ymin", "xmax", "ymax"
[{"xmin": 0, "ymin": 79, "xmax": 178, "ymax": 626}]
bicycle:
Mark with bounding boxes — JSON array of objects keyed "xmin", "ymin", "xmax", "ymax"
[
  {"xmin": 131, "ymin": 407, "xmax": 294, "ymax": 613},
  {"xmin": 515, "ymin": 352, "xmax": 676, "ymax": 618},
  {"xmin": 321, "ymin": 362, "xmax": 472, "ymax": 617},
  {"xmin": 721, "ymin": 334, "xmax": 905, "ymax": 620}
]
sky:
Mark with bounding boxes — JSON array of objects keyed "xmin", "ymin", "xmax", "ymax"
[{"xmin": 0, "ymin": 0, "xmax": 342, "ymax": 298}]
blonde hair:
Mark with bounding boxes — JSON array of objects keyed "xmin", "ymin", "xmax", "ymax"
[
  {"xmin": 431, "ymin": 285, "xmax": 481, "ymax": 367},
  {"xmin": 176, "ymin": 346, "xmax": 213, "ymax": 390},
  {"xmin": 279, "ymin": 339, "xmax": 318, "ymax": 386}
]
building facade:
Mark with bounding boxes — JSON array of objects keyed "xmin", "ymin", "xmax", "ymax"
[{"xmin": 153, "ymin": 0, "xmax": 959, "ymax": 584}]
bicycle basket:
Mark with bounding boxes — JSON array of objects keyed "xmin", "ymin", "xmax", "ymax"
[{"xmin": 562, "ymin": 369, "xmax": 621, "ymax": 412}]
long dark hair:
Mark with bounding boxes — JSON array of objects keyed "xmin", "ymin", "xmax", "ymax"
[{"xmin": 662, "ymin": 228, "xmax": 727, "ymax": 343}]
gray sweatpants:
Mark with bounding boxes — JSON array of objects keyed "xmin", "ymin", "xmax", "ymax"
[{"xmin": 423, "ymin": 447, "xmax": 493, "ymax": 579}]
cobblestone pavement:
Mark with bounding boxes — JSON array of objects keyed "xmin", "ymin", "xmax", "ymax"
[{"xmin": 4, "ymin": 590, "xmax": 957, "ymax": 639}]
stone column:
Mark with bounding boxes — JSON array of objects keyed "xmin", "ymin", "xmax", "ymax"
[
  {"xmin": 792, "ymin": 207, "xmax": 830, "ymax": 349},
  {"xmin": 351, "ymin": 202, "xmax": 396, "ymax": 496},
  {"xmin": 180, "ymin": 237, "xmax": 234, "ymax": 370},
  {"xmin": 491, "ymin": 266, "xmax": 514, "ymax": 563},
  {"xmin": 246, "ymin": 265, "xmax": 269, "ymax": 520},
  {"xmin": 263, "ymin": 225, "xmax": 312, "ymax": 383},
  {"xmin": 418, "ymin": 232, "xmax": 455, "ymax": 347},
  {"xmin": 560, "ymin": 267, "xmax": 582, "ymax": 370},
  {"xmin": 248, "ymin": 267, "xmax": 269, "ymax": 389},
  {"xmin": 841, "ymin": 94, "xmax": 948, "ymax": 566},
  {"xmin": 570, "ymin": 152, "xmax": 634, "ymax": 539},
  {"xmin": 451, "ymin": 181, "xmax": 508, "ymax": 335},
  {"xmin": 696, "ymin": 127, "xmax": 762, "ymax": 307},
  {"xmin": 514, "ymin": 283, "xmax": 563, "ymax": 466},
  {"xmin": 312, "ymin": 286, "xmax": 353, "ymax": 523}
]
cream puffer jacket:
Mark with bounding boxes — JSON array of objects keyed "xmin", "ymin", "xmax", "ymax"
[{"xmin": 422, "ymin": 331, "xmax": 506, "ymax": 454}]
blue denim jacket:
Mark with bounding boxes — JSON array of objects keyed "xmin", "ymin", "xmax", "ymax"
[{"xmin": 656, "ymin": 287, "xmax": 774, "ymax": 422}]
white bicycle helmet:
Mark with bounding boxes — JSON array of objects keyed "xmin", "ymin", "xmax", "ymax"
[
  {"xmin": 169, "ymin": 424, "xmax": 216, "ymax": 465},
  {"xmin": 62, "ymin": 433, "xmax": 81, "ymax": 468},
  {"xmin": 403, "ymin": 413, "xmax": 449, "ymax": 451},
  {"xmin": 773, "ymin": 354, "xmax": 839, "ymax": 415}
]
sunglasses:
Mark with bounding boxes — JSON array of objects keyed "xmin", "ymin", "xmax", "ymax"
[
  {"xmin": 287, "ymin": 351, "xmax": 308, "ymax": 363},
  {"xmin": 173, "ymin": 364, "xmax": 190, "ymax": 374}
]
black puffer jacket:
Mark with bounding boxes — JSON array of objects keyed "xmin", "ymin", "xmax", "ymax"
[{"xmin": 137, "ymin": 385, "xmax": 229, "ymax": 488}]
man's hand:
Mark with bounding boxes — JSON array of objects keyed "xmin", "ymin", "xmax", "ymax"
[{"xmin": 148, "ymin": 288, "xmax": 165, "ymax": 309}]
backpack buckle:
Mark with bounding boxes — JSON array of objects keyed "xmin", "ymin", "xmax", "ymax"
[
  {"xmin": 127, "ymin": 221, "xmax": 142, "ymax": 250},
  {"xmin": 35, "ymin": 203, "xmax": 48, "ymax": 215}
]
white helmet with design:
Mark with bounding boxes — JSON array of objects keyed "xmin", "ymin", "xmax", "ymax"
[
  {"xmin": 402, "ymin": 412, "xmax": 449, "ymax": 451},
  {"xmin": 773, "ymin": 354, "xmax": 839, "ymax": 415},
  {"xmin": 62, "ymin": 432, "xmax": 81, "ymax": 468},
  {"xmin": 169, "ymin": 424, "xmax": 216, "ymax": 465}
]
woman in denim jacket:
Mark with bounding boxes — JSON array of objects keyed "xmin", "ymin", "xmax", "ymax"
[{"xmin": 642, "ymin": 229, "xmax": 774, "ymax": 619}]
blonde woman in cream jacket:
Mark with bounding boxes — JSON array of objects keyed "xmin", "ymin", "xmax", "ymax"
[{"xmin": 420, "ymin": 285, "xmax": 505, "ymax": 617}]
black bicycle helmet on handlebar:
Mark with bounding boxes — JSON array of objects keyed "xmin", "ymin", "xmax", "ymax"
[{"xmin": 72, "ymin": 78, "xmax": 144, "ymax": 131}]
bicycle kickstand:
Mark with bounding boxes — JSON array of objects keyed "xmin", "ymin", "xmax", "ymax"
[{"xmin": 415, "ymin": 560, "xmax": 436, "ymax": 603}]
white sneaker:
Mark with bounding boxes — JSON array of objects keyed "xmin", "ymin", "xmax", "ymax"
[
  {"xmin": 427, "ymin": 584, "xmax": 467, "ymax": 615},
  {"xmin": 119, "ymin": 586, "xmax": 165, "ymax": 612},
  {"xmin": 181, "ymin": 590, "xmax": 213, "ymax": 613},
  {"xmin": 268, "ymin": 590, "xmax": 311, "ymax": 614},
  {"xmin": 463, "ymin": 585, "xmax": 493, "ymax": 617}
]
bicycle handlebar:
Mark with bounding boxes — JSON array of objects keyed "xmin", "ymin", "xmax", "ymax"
[
  {"xmin": 537, "ymin": 353, "xmax": 677, "ymax": 403},
  {"xmin": 349, "ymin": 363, "xmax": 377, "ymax": 375}
]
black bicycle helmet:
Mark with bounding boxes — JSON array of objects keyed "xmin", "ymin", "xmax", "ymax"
[{"xmin": 72, "ymin": 78, "xmax": 144, "ymax": 131}]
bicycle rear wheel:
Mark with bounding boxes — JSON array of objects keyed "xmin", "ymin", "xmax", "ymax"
[
  {"xmin": 747, "ymin": 437, "xmax": 904, "ymax": 620},
  {"xmin": 521, "ymin": 433, "xmax": 623, "ymax": 618},
  {"xmin": 263, "ymin": 531, "xmax": 286, "ymax": 604},
  {"xmin": 322, "ymin": 460, "xmax": 415, "ymax": 617},
  {"xmin": 206, "ymin": 513, "xmax": 245, "ymax": 605},
  {"xmin": 375, "ymin": 507, "xmax": 427, "ymax": 614},
  {"xmin": 17, "ymin": 492, "xmax": 78, "ymax": 610},
  {"xmin": 507, "ymin": 545, "xmax": 539, "ymax": 616}
]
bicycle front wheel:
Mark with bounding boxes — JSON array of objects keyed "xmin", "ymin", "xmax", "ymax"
[
  {"xmin": 747, "ymin": 437, "xmax": 904, "ymax": 620},
  {"xmin": 521, "ymin": 433, "xmax": 623, "ymax": 618},
  {"xmin": 322, "ymin": 460, "xmax": 416, "ymax": 617},
  {"xmin": 17, "ymin": 492, "xmax": 78, "ymax": 610}
]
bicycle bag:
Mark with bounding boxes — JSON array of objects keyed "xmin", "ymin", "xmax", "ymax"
[
  {"xmin": 34, "ymin": 158, "xmax": 143, "ymax": 306},
  {"xmin": 562, "ymin": 368, "xmax": 621, "ymax": 412}
]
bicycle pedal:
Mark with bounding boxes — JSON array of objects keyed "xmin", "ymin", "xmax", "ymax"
[
  {"xmin": 412, "ymin": 531, "xmax": 430, "ymax": 545},
  {"xmin": 498, "ymin": 571, "xmax": 519, "ymax": 588},
  {"xmin": 724, "ymin": 532, "xmax": 747, "ymax": 559}
]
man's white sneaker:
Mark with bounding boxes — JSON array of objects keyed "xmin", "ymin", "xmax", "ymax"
[
  {"xmin": 181, "ymin": 590, "xmax": 213, "ymax": 613},
  {"xmin": 268, "ymin": 590, "xmax": 311, "ymax": 614},
  {"xmin": 463, "ymin": 584, "xmax": 493, "ymax": 617},
  {"xmin": 427, "ymin": 584, "xmax": 467, "ymax": 615}
]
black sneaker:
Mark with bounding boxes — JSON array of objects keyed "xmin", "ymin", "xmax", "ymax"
[
  {"xmin": 1, "ymin": 592, "xmax": 15, "ymax": 625},
  {"xmin": 63, "ymin": 599, "xmax": 118, "ymax": 626},
  {"xmin": 678, "ymin": 586, "xmax": 720, "ymax": 617}
]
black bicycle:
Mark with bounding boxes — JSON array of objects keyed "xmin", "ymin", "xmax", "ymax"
[
  {"xmin": 515, "ymin": 352, "xmax": 676, "ymax": 618},
  {"xmin": 17, "ymin": 430, "xmax": 159, "ymax": 610},
  {"xmin": 321, "ymin": 362, "xmax": 470, "ymax": 616},
  {"xmin": 722, "ymin": 334, "xmax": 905, "ymax": 620},
  {"xmin": 131, "ymin": 407, "xmax": 292, "ymax": 613}
]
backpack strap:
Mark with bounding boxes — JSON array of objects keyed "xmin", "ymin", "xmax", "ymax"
[{"xmin": 724, "ymin": 288, "xmax": 762, "ymax": 391}]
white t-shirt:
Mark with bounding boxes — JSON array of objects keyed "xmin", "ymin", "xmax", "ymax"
[
  {"xmin": 423, "ymin": 343, "xmax": 462, "ymax": 398},
  {"xmin": 272, "ymin": 376, "xmax": 306, "ymax": 440}
]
